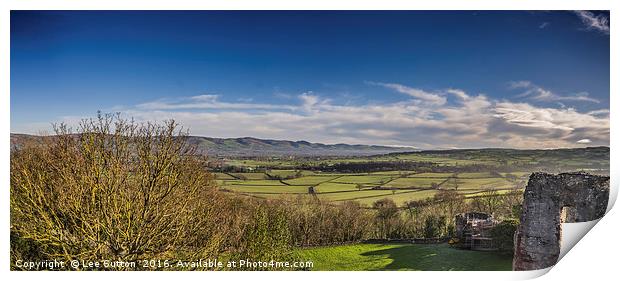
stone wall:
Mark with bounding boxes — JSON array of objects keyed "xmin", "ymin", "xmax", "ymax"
[{"xmin": 513, "ymin": 172, "xmax": 609, "ymax": 271}]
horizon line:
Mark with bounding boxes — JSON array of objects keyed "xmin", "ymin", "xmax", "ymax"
[{"xmin": 10, "ymin": 132, "xmax": 609, "ymax": 152}]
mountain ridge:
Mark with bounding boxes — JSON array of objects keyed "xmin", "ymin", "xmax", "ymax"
[
  {"xmin": 12, "ymin": 133, "xmax": 607, "ymax": 158},
  {"xmin": 10, "ymin": 133, "xmax": 416, "ymax": 157},
  {"xmin": 186, "ymin": 136, "xmax": 416, "ymax": 156}
]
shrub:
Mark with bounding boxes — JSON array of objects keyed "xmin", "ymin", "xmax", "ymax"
[
  {"xmin": 423, "ymin": 215, "xmax": 446, "ymax": 238},
  {"xmin": 373, "ymin": 198, "xmax": 400, "ymax": 239},
  {"xmin": 489, "ymin": 219, "xmax": 519, "ymax": 253},
  {"xmin": 230, "ymin": 201, "xmax": 294, "ymax": 270},
  {"xmin": 283, "ymin": 196, "xmax": 372, "ymax": 246}
]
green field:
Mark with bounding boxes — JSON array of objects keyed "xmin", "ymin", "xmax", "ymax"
[
  {"xmin": 284, "ymin": 175, "xmax": 340, "ymax": 185},
  {"xmin": 265, "ymin": 169, "xmax": 319, "ymax": 178},
  {"xmin": 229, "ymin": 172, "xmax": 267, "ymax": 180},
  {"xmin": 314, "ymin": 182, "xmax": 358, "ymax": 193},
  {"xmin": 317, "ymin": 190, "xmax": 399, "ymax": 202},
  {"xmin": 330, "ymin": 175, "xmax": 394, "ymax": 185},
  {"xmin": 213, "ymin": 172, "xmax": 236, "ymax": 180},
  {"xmin": 383, "ymin": 177, "xmax": 443, "ymax": 188},
  {"xmin": 297, "ymin": 243, "xmax": 513, "ymax": 271},
  {"xmin": 225, "ymin": 185, "xmax": 310, "ymax": 194},
  {"xmin": 452, "ymin": 178, "xmax": 514, "ymax": 190},
  {"xmin": 408, "ymin": 172, "xmax": 455, "ymax": 178},
  {"xmin": 225, "ymin": 179, "xmax": 283, "ymax": 186}
]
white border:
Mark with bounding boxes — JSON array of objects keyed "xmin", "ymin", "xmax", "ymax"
[
  {"xmin": 1, "ymin": 1, "xmax": 617, "ymax": 281},
  {"xmin": 0, "ymin": 0, "xmax": 615, "ymax": 10}
]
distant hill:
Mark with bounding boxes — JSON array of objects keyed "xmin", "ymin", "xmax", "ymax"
[
  {"xmin": 379, "ymin": 146, "xmax": 609, "ymax": 174},
  {"xmin": 186, "ymin": 136, "xmax": 415, "ymax": 156},
  {"xmin": 10, "ymin": 133, "xmax": 416, "ymax": 157}
]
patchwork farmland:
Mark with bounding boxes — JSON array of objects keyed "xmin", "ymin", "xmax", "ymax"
[
  {"xmin": 216, "ymin": 170, "xmax": 525, "ymax": 206},
  {"xmin": 213, "ymin": 147, "xmax": 609, "ymax": 207}
]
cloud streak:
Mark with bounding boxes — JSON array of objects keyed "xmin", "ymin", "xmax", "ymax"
[
  {"xmin": 574, "ymin": 11, "xmax": 610, "ymax": 34},
  {"xmin": 509, "ymin": 81, "xmax": 600, "ymax": 103},
  {"xmin": 367, "ymin": 81, "xmax": 447, "ymax": 105},
  {"xmin": 137, "ymin": 94, "xmax": 297, "ymax": 111}
]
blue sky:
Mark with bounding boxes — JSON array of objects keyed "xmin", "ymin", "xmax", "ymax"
[{"xmin": 11, "ymin": 11, "xmax": 610, "ymax": 149}]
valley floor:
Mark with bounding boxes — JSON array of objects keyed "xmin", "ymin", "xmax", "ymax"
[{"xmin": 217, "ymin": 170, "xmax": 525, "ymax": 206}]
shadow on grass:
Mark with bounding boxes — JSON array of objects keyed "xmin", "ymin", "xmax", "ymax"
[{"xmin": 360, "ymin": 244, "xmax": 513, "ymax": 271}]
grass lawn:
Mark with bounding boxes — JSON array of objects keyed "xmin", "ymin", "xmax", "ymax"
[{"xmin": 297, "ymin": 243, "xmax": 513, "ymax": 271}]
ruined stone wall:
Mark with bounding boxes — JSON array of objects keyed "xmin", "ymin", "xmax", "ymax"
[{"xmin": 513, "ymin": 172, "xmax": 609, "ymax": 271}]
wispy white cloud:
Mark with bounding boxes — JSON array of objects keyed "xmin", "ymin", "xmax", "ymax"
[
  {"xmin": 446, "ymin": 88, "xmax": 470, "ymax": 100},
  {"xmin": 136, "ymin": 94, "xmax": 297, "ymax": 111},
  {"xmin": 190, "ymin": 94, "xmax": 218, "ymax": 102},
  {"xmin": 492, "ymin": 101, "xmax": 608, "ymax": 147},
  {"xmin": 509, "ymin": 80, "xmax": 600, "ymax": 103},
  {"xmin": 574, "ymin": 11, "xmax": 610, "ymax": 34},
  {"xmin": 577, "ymin": 139, "xmax": 592, "ymax": 144},
  {"xmin": 366, "ymin": 81, "xmax": 447, "ymax": 105},
  {"xmin": 587, "ymin": 109, "xmax": 610, "ymax": 116},
  {"xmin": 539, "ymin": 22, "xmax": 549, "ymax": 29}
]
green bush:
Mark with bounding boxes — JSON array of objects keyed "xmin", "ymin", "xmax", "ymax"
[
  {"xmin": 489, "ymin": 219, "xmax": 519, "ymax": 253},
  {"xmin": 423, "ymin": 216, "xmax": 446, "ymax": 238}
]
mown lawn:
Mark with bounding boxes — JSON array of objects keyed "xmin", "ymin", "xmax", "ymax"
[{"xmin": 296, "ymin": 243, "xmax": 512, "ymax": 271}]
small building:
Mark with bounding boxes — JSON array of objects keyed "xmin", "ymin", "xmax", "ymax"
[{"xmin": 453, "ymin": 212, "xmax": 498, "ymax": 251}]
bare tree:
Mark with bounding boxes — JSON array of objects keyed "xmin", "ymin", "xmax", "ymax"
[{"xmin": 11, "ymin": 113, "xmax": 224, "ymax": 264}]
